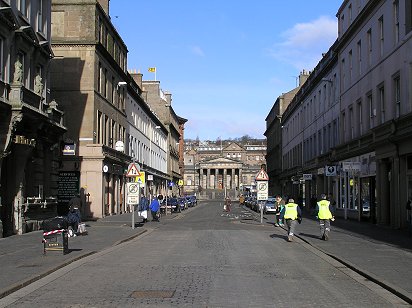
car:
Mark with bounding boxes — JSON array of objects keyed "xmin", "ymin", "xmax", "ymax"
[
  {"xmin": 362, "ymin": 198, "xmax": 370, "ymax": 216},
  {"xmin": 165, "ymin": 197, "xmax": 180, "ymax": 213},
  {"xmin": 264, "ymin": 197, "xmax": 277, "ymax": 214},
  {"xmin": 177, "ymin": 197, "xmax": 188, "ymax": 211},
  {"xmin": 185, "ymin": 196, "xmax": 194, "ymax": 207}
]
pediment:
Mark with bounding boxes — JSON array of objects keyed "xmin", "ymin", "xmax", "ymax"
[
  {"xmin": 223, "ymin": 142, "xmax": 244, "ymax": 152},
  {"xmin": 200, "ymin": 156, "xmax": 243, "ymax": 167}
]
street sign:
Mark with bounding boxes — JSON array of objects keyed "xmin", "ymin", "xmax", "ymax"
[
  {"xmin": 303, "ymin": 174, "xmax": 312, "ymax": 180},
  {"xmin": 126, "ymin": 182, "xmax": 140, "ymax": 204},
  {"xmin": 325, "ymin": 165, "xmax": 337, "ymax": 176},
  {"xmin": 342, "ymin": 161, "xmax": 361, "ymax": 172},
  {"xmin": 135, "ymin": 171, "xmax": 145, "ymax": 187},
  {"xmin": 255, "ymin": 169, "xmax": 269, "ymax": 181},
  {"xmin": 126, "ymin": 163, "xmax": 140, "ymax": 177},
  {"xmin": 257, "ymin": 181, "xmax": 268, "ymax": 201}
]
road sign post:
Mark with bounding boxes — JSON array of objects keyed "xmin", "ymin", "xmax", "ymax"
[
  {"xmin": 126, "ymin": 182, "xmax": 140, "ymax": 229},
  {"xmin": 255, "ymin": 168, "xmax": 269, "ymax": 224}
]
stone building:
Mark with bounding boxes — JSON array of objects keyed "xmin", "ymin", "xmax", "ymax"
[
  {"xmin": 276, "ymin": 0, "xmax": 412, "ymax": 229},
  {"xmin": 0, "ymin": 0, "xmax": 65, "ymax": 237},
  {"xmin": 183, "ymin": 140, "xmax": 266, "ymax": 198},
  {"xmin": 265, "ymin": 71, "xmax": 309, "ymax": 196},
  {"xmin": 140, "ymin": 80, "xmax": 186, "ymax": 197},
  {"xmin": 50, "ymin": 0, "xmax": 131, "ymax": 218}
]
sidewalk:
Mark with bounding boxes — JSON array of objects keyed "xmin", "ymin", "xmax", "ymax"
[
  {"xmin": 0, "ymin": 211, "xmax": 178, "ymax": 299},
  {"xmin": 288, "ymin": 214, "xmax": 412, "ymax": 304}
]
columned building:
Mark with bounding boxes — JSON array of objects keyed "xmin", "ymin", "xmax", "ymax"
[
  {"xmin": 183, "ymin": 141, "xmax": 266, "ymax": 198},
  {"xmin": 0, "ymin": 1, "xmax": 65, "ymax": 237}
]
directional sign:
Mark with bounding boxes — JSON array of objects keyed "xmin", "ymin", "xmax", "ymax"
[
  {"xmin": 126, "ymin": 163, "xmax": 140, "ymax": 177},
  {"xmin": 126, "ymin": 182, "xmax": 140, "ymax": 204},
  {"xmin": 325, "ymin": 165, "xmax": 337, "ymax": 176},
  {"xmin": 255, "ymin": 169, "xmax": 269, "ymax": 181},
  {"xmin": 257, "ymin": 181, "xmax": 268, "ymax": 201}
]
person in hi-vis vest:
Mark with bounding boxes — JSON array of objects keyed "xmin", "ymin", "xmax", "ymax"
[
  {"xmin": 316, "ymin": 194, "xmax": 335, "ymax": 240},
  {"xmin": 283, "ymin": 198, "xmax": 302, "ymax": 242}
]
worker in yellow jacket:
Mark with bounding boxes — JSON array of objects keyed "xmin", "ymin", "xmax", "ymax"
[
  {"xmin": 283, "ymin": 198, "xmax": 302, "ymax": 242},
  {"xmin": 316, "ymin": 194, "xmax": 335, "ymax": 240}
]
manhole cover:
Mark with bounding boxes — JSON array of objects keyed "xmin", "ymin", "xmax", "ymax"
[{"xmin": 130, "ymin": 290, "xmax": 175, "ymax": 299}]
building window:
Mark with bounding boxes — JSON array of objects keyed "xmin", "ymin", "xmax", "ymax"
[
  {"xmin": 367, "ymin": 28, "xmax": 372, "ymax": 66},
  {"xmin": 367, "ymin": 92, "xmax": 374, "ymax": 128},
  {"xmin": 394, "ymin": 0, "xmax": 400, "ymax": 44},
  {"xmin": 104, "ymin": 68, "xmax": 108, "ymax": 98},
  {"xmin": 394, "ymin": 75, "xmax": 401, "ymax": 117},
  {"xmin": 379, "ymin": 16, "xmax": 384, "ymax": 57},
  {"xmin": 342, "ymin": 112, "xmax": 346, "ymax": 142},
  {"xmin": 341, "ymin": 58, "xmax": 346, "ymax": 90},
  {"xmin": 349, "ymin": 106, "xmax": 354, "ymax": 139},
  {"xmin": 357, "ymin": 99, "xmax": 363, "ymax": 136},
  {"xmin": 98, "ymin": 62, "xmax": 102, "ymax": 93},
  {"xmin": 97, "ymin": 111, "xmax": 102, "ymax": 143},
  {"xmin": 349, "ymin": 49, "xmax": 353, "ymax": 83},
  {"xmin": 357, "ymin": 40, "xmax": 362, "ymax": 76},
  {"xmin": 406, "ymin": 0, "xmax": 412, "ymax": 34},
  {"xmin": 378, "ymin": 85, "xmax": 385, "ymax": 124},
  {"xmin": 0, "ymin": 37, "xmax": 3, "ymax": 81},
  {"xmin": 18, "ymin": 0, "xmax": 28, "ymax": 17},
  {"xmin": 111, "ymin": 76, "xmax": 115, "ymax": 105}
]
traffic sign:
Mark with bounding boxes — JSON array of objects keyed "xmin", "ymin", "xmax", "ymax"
[
  {"xmin": 255, "ymin": 169, "xmax": 269, "ymax": 181},
  {"xmin": 325, "ymin": 165, "xmax": 337, "ymax": 176},
  {"xmin": 126, "ymin": 163, "xmax": 140, "ymax": 177},
  {"xmin": 257, "ymin": 181, "xmax": 268, "ymax": 201},
  {"xmin": 135, "ymin": 171, "xmax": 145, "ymax": 187},
  {"xmin": 126, "ymin": 182, "xmax": 140, "ymax": 204}
]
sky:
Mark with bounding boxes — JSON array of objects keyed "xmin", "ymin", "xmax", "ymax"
[{"xmin": 110, "ymin": 0, "xmax": 343, "ymax": 141}]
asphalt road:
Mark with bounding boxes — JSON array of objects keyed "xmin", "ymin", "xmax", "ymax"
[{"xmin": 1, "ymin": 201, "xmax": 409, "ymax": 307}]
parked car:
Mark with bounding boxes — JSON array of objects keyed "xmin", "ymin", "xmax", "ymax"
[
  {"xmin": 185, "ymin": 196, "xmax": 194, "ymax": 207},
  {"xmin": 177, "ymin": 197, "xmax": 188, "ymax": 211},
  {"xmin": 264, "ymin": 197, "xmax": 277, "ymax": 214},
  {"xmin": 166, "ymin": 197, "xmax": 180, "ymax": 213}
]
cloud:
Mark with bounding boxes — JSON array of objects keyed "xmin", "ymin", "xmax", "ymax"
[
  {"xmin": 267, "ymin": 16, "xmax": 337, "ymax": 70},
  {"xmin": 190, "ymin": 45, "xmax": 205, "ymax": 57}
]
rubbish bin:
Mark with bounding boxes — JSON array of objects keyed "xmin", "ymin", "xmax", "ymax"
[{"xmin": 43, "ymin": 230, "xmax": 69, "ymax": 255}]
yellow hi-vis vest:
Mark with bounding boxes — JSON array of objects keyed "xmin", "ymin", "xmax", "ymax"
[
  {"xmin": 284, "ymin": 203, "xmax": 298, "ymax": 220},
  {"xmin": 317, "ymin": 200, "xmax": 333, "ymax": 219}
]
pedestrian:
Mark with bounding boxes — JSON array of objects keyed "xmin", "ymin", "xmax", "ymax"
[
  {"xmin": 283, "ymin": 198, "xmax": 302, "ymax": 242},
  {"xmin": 239, "ymin": 194, "xmax": 245, "ymax": 207},
  {"xmin": 68, "ymin": 193, "xmax": 82, "ymax": 218},
  {"xmin": 138, "ymin": 194, "xmax": 149, "ymax": 223},
  {"xmin": 274, "ymin": 195, "xmax": 285, "ymax": 227},
  {"xmin": 316, "ymin": 193, "xmax": 335, "ymax": 241},
  {"xmin": 224, "ymin": 196, "xmax": 232, "ymax": 212},
  {"xmin": 67, "ymin": 205, "xmax": 81, "ymax": 237},
  {"xmin": 149, "ymin": 195, "xmax": 161, "ymax": 222}
]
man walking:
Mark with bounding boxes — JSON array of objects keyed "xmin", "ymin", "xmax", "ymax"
[
  {"xmin": 149, "ymin": 195, "xmax": 161, "ymax": 222},
  {"xmin": 316, "ymin": 194, "xmax": 335, "ymax": 240},
  {"xmin": 283, "ymin": 198, "xmax": 302, "ymax": 242}
]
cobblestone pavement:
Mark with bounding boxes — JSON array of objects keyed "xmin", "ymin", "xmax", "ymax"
[{"xmin": 0, "ymin": 201, "xmax": 410, "ymax": 307}]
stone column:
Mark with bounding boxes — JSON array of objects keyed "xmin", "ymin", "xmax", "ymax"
[
  {"xmin": 215, "ymin": 168, "xmax": 219, "ymax": 189},
  {"xmin": 223, "ymin": 169, "xmax": 227, "ymax": 189},
  {"xmin": 207, "ymin": 168, "xmax": 210, "ymax": 189},
  {"xmin": 232, "ymin": 168, "xmax": 236, "ymax": 189}
]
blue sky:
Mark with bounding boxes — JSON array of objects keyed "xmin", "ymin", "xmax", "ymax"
[{"xmin": 110, "ymin": 1, "xmax": 342, "ymax": 141}]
